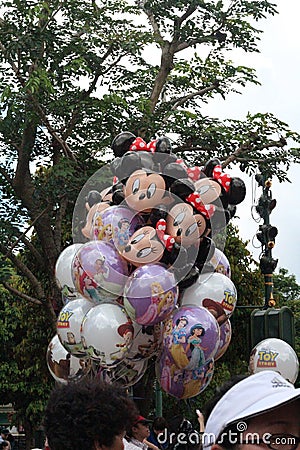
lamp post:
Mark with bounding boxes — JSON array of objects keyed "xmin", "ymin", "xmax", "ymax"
[{"xmin": 255, "ymin": 173, "xmax": 278, "ymax": 309}]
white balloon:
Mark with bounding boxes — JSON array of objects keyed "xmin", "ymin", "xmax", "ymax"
[
  {"xmin": 181, "ymin": 272, "xmax": 237, "ymax": 324},
  {"xmin": 57, "ymin": 296, "xmax": 95, "ymax": 357},
  {"xmin": 249, "ymin": 338, "xmax": 299, "ymax": 384},
  {"xmin": 46, "ymin": 334, "xmax": 91, "ymax": 384},
  {"xmin": 55, "ymin": 243, "xmax": 83, "ymax": 291},
  {"xmin": 81, "ymin": 303, "xmax": 134, "ymax": 367}
]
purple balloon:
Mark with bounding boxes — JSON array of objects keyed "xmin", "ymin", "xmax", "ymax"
[
  {"xmin": 156, "ymin": 349, "xmax": 215, "ymax": 399},
  {"xmin": 72, "ymin": 240, "xmax": 128, "ymax": 302},
  {"xmin": 162, "ymin": 305, "xmax": 220, "ymax": 370},
  {"xmin": 92, "ymin": 205, "xmax": 144, "ymax": 250},
  {"xmin": 124, "ymin": 264, "xmax": 178, "ymax": 325},
  {"xmin": 215, "ymin": 319, "xmax": 232, "ymax": 361}
]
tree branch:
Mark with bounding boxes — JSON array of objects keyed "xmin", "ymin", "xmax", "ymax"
[
  {"xmin": 0, "ymin": 165, "xmax": 14, "ymax": 186},
  {"xmin": 0, "ymin": 244, "xmax": 46, "ymax": 299},
  {"xmin": 2, "ymin": 282, "xmax": 43, "ymax": 305},
  {"xmin": 160, "ymin": 84, "xmax": 217, "ymax": 126}
]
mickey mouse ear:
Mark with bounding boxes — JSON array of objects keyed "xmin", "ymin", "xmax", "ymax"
[
  {"xmin": 169, "ymin": 178, "xmax": 195, "ymax": 200},
  {"xmin": 202, "ymin": 158, "xmax": 222, "ymax": 177},
  {"xmin": 111, "ymin": 132, "xmax": 136, "ymax": 157},
  {"xmin": 228, "ymin": 177, "xmax": 246, "ymax": 205}
]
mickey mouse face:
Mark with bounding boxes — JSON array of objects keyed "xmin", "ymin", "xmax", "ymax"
[
  {"xmin": 194, "ymin": 178, "xmax": 222, "ymax": 205},
  {"xmin": 124, "ymin": 170, "xmax": 168, "ymax": 212},
  {"xmin": 121, "ymin": 226, "xmax": 165, "ymax": 266},
  {"xmin": 166, "ymin": 203, "xmax": 206, "ymax": 247}
]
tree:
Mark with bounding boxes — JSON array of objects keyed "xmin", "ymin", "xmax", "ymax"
[{"xmin": 1, "ymin": 0, "xmax": 300, "ymax": 446}]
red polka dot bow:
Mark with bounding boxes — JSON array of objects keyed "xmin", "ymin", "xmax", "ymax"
[
  {"xmin": 156, "ymin": 219, "xmax": 176, "ymax": 251},
  {"xmin": 186, "ymin": 192, "xmax": 215, "ymax": 219},
  {"xmin": 129, "ymin": 137, "xmax": 157, "ymax": 153},
  {"xmin": 212, "ymin": 165, "xmax": 231, "ymax": 193}
]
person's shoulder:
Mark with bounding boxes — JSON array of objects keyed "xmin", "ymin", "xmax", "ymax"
[{"xmin": 123, "ymin": 438, "xmax": 141, "ymax": 450}]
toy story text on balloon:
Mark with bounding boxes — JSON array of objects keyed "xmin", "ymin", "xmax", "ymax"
[{"xmin": 47, "ymin": 131, "xmax": 246, "ymax": 397}]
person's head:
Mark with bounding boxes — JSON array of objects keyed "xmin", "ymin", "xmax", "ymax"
[
  {"xmin": 0, "ymin": 441, "xmax": 9, "ymax": 450},
  {"xmin": 0, "ymin": 431, "xmax": 9, "ymax": 440},
  {"xmin": 44, "ymin": 379, "xmax": 138, "ymax": 450},
  {"xmin": 126, "ymin": 415, "xmax": 152, "ymax": 442},
  {"xmin": 152, "ymin": 417, "xmax": 168, "ymax": 436},
  {"xmin": 203, "ymin": 370, "xmax": 300, "ymax": 450}
]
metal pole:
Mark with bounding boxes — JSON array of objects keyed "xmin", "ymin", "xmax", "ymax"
[
  {"xmin": 255, "ymin": 174, "xmax": 278, "ymax": 309},
  {"xmin": 155, "ymin": 379, "xmax": 163, "ymax": 416}
]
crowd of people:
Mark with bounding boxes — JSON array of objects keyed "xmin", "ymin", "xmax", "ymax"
[
  {"xmin": 2, "ymin": 369, "xmax": 299, "ymax": 450},
  {"xmin": 41, "ymin": 369, "xmax": 299, "ymax": 450}
]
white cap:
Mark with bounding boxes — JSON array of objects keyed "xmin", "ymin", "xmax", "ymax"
[{"xmin": 203, "ymin": 370, "xmax": 300, "ymax": 449}]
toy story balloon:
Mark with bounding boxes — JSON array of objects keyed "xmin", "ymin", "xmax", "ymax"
[
  {"xmin": 215, "ymin": 319, "xmax": 232, "ymax": 361},
  {"xmin": 72, "ymin": 240, "xmax": 128, "ymax": 302},
  {"xmin": 124, "ymin": 264, "xmax": 178, "ymax": 325},
  {"xmin": 46, "ymin": 334, "xmax": 91, "ymax": 384},
  {"xmin": 57, "ymin": 296, "xmax": 95, "ymax": 358},
  {"xmin": 156, "ymin": 350, "xmax": 214, "ymax": 399},
  {"xmin": 80, "ymin": 303, "xmax": 134, "ymax": 367},
  {"xmin": 97, "ymin": 358, "xmax": 148, "ymax": 388},
  {"xmin": 161, "ymin": 305, "xmax": 220, "ymax": 371},
  {"xmin": 249, "ymin": 338, "xmax": 299, "ymax": 384},
  {"xmin": 181, "ymin": 272, "xmax": 237, "ymax": 324}
]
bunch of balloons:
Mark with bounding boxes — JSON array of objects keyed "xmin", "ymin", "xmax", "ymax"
[{"xmin": 47, "ymin": 132, "xmax": 246, "ymax": 398}]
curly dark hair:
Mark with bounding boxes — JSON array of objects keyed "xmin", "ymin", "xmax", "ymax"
[{"xmin": 44, "ymin": 379, "xmax": 138, "ymax": 450}]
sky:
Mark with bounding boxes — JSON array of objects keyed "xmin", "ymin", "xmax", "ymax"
[{"xmin": 201, "ymin": 1, "xmax": 300, "ymax": 282}]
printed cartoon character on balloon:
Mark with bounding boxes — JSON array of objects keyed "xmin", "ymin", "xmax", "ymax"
[
  {"xmin": 113, "ymin": 160, "xmax": 216, "ymax": 288},
  {"xmin": 81, "ymin": 187, "xmax": 113, "ymax": 240},
  {"xmin": 110, "ymin": 137, "xmax": 185, "ymax": 219},
  {"xmin": 110, "ymin": 322, "xmax": 134, "ymax": 361},
  {"xmin": 190, "ymin": 158, "xmax": 246, "ymax": 233},
  {"xmin": 149, "ymin": 176, "xmax": 217, "ymax": 285}
]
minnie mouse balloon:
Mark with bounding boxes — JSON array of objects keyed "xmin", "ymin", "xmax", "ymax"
[
  {"xmin": 81, "ymin": 303, "xmax": 134, "ymax": 367},
  {"xmin": 57, "ymin": 296, "xmax": 95, "ymax": 358},
  {"xmin": 215, "ymin": 319, "xmax": 232, "ymax": 361},
  {"xmin": 210, "ymin": 248, "xmax": 231, "ymax": 278},
  {"xmin": 156, "ymin": 350, "xmax": 214, "ymax": 399},
  {"xmin": 161, "ymin": 305, "xmax": 220, "ymax": 371},
  {"xmin": 181, "ymin": 272, "xmax": 237, "ymax": 325},
  {"xmin": 97, "ymin": 358, "xmax": 148, "ymax": 388},
  {"xmin": 249, "ymin": 338, "xmax": 299, "ymax": 384},
  {"xmin": 72, "ymin": 240, "xmax": 128, "ymax": 302},
  {"xmin": 124, "ymin": 264, "xmax": 178, "ymax": 325},
  {"xmin": 55, "ymin": 243, "xmax": 83, "ymax": 293},
  {"xmin": 46, "ymin": 334, "xmax": 91, "ymax": 384}
]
